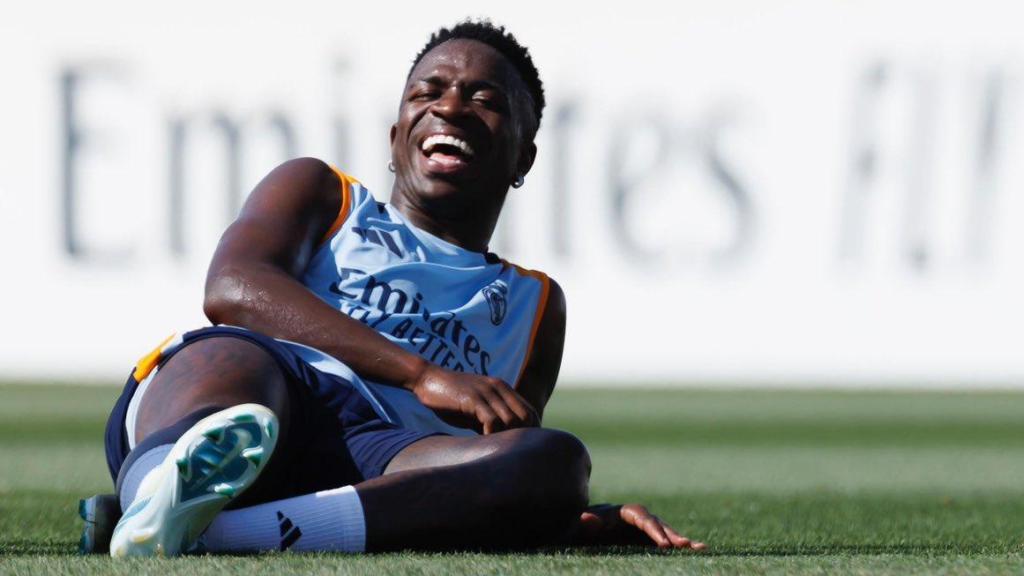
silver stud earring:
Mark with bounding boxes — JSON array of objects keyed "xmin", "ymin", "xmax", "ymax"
[
  {"xmin": 512, "ymin": 175, "xmax": 525, "ymax": 188},
  {"xmin": 387, "ymin": 160, "xmax": 396, "ymax": 173}
]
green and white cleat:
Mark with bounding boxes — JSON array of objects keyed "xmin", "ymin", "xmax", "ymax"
[
  {"xmin": 78, "ymin": 493, "xmax": 121, "ymax": 554},
  {"xmin": 109, "ymin": 404, "xmax": 278, "ymax": 558}
]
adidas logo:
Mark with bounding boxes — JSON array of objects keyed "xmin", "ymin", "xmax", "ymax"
[{"xmin": 276, "ymin": 511, "xmax": 302, "ymax": 551}]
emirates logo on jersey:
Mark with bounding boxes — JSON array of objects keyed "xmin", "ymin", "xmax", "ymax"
[{"xmin": 482, "ymin": 281, "xmax": 509, "ymax": 326}]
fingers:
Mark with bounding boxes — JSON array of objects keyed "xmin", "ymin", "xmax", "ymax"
[
  {"xmin": 496, "ymin": 385, "xmax": 539, "ymax": 426},
  {"xmin": 418, "ymin": 368, "xmax": 538, "ymax": 434},
  {"xmin": 577, "ymin": 511, "xmax": 604, "ymax": 534},
  {"xmin": 474, "ymin": 402, "xmax": 500, "ymax": 435},
  {"xmin": 664, "ymin": 524, "xmax": 705, "ymax": 550},
  {"xmin": 479, "ymin": 387, "xmax": 517, "ymax": 432},
  {"xmin": 475, "ymin": 378, "xmax": 536, "ymax": 433},
  {"xmin": 621, "ymin": 504, "xmax": 705, "ymax": 551},
  {"xmin": 663, "ymin": 524, "xmax": 690, "ymax": 547},
  {"xmin": 630, "ymin": 508, "xmax": 673, "ymax": 549}
]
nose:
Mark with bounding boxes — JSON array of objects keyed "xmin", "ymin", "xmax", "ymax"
[{"xmin": 430, "ymin": 86, "xmax": 469, "ymax": 120}]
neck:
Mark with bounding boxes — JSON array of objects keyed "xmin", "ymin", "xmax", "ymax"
[{"xmin": 388, "ymin": 188, "xmax": 503, "ymax": 253}]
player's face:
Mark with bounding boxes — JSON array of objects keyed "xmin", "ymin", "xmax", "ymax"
[{"xmin": 390, "ymin": 39, "xmax": 536, "ymax": 211}]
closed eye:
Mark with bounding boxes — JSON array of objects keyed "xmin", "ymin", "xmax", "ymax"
[
  {"xmin": 410, "ymin": 91, "xmax": 439, "ymax": 102},
  {"xmin": 473, "ymin": 92, "xmax": 507, "ymax": 112}
]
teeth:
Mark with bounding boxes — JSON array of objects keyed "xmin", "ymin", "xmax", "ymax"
[{"xmin": 421, "ymin": 134, "xmax": 475, "ymax": 157}]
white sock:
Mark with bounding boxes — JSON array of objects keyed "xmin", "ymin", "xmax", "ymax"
[
  {"xmin": 118, "ymin": 445, "xmax": 173, "ymax": 512},
  {"xmin": 199, "ymin": 486, "xmax": 366, "ymax": 553}
]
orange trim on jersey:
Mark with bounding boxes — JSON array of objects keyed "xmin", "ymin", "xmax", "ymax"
[
  {"xmin": 505, "ymin": 261, "xmax": 551, "ymax": 389},
  {"xmin": 317, "ymin": 166, "xmax": 358, "ymax": 247},
  {"xmin": 132, "ymin": 333, "xmax": 176, "ymax": 382}
]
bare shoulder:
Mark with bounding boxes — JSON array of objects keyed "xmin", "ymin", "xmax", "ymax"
[
  {"xmin": 207, "ymin": 157, "xmax": 345, "ymax": 282},
  {"xmin": 246, "ymin": 157, "xmax": 342, "ymax": 210}
]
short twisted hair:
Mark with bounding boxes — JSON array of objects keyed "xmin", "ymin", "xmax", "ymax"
[{"xmin": 411, "ymin": 19, "xmax": 546, "ymax": 132}]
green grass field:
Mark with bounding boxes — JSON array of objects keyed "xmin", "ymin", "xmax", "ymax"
[{"xmin": 2, "ymin": 384, "xmax": 1023, "ymax": 574}]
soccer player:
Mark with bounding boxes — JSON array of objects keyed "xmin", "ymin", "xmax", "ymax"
[{"xmin": 97, "ymin": 20, "xmax": 705, "ymax": 556}]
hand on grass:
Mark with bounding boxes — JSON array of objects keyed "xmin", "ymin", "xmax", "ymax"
[
  {"xmin": 576, "ymin": 503, "xmax": 706, "ymax": 550},
  {"xmin": 409, "ymin": 363, "xmax": 539, "ymax": 434}
]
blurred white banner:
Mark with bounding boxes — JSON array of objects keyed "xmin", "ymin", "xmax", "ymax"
[{"xmin": 2, "ymin": 0, "xmax": 1024, "ymax": 385}]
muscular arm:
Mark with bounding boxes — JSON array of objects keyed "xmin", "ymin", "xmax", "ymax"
[
  {"xmin": 204, "ymin": 158, "xmax": 541, "ymax": 431},
  {"xmin": 204, "ymin": 157, "xmax": 429, "ymax": 389}
]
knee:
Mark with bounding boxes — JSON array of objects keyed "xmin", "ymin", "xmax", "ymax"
[
  {"xmin": 502, "ymin": 428, "xmax": 591, "ymax": 508},
  {"xmin": 536, "ymin": 428, "xmax": 591, "ymax": 478},
  {"xmin": 137, "ymin": 337, "xmax": 291, "ymax": 436},
  {"xmin": 169, "ymin": 338, "xmax": 285, "ymax": 399}
]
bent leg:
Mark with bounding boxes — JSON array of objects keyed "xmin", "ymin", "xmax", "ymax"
[
  {"xmin": 202, "ymin": 427, "xmax": 591, "ymax": 553},
  {"xmin": 362, "ymin": 428, "xmax": 592, "ymax": 550},
  {"xmin": 129, "ymin": 337, "xmax": 293, "ymax": 507},
  {"xmin": 123, "ymin": 337, "xmax": 590, "ymax": 551},
  {"xmin": 382, "ymin": 433, "xmax": 506, "ymax": 473},
  {"xmin": 134, "ymin": 337, "xmax": 290, "ymax": 443}
]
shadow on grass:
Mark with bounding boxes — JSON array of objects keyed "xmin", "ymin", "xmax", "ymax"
[
  {"xmin": 4, "ymin": 541, "xmax": 1021, "ymax": 559},
  {"xmin": 533, "ymin": 543, "xmax": 1023, "ymax": 557}
]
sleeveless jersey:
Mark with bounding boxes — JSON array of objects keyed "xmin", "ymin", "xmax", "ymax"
[{"xmin": 278, "ymin": 167, "xmax": 551, "ymax": 435}]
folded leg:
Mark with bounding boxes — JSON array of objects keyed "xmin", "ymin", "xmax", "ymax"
[
  {"xmin": 202, "ymin": 427, "xmax": 591, "ymax": 552},
  {"xmin": 107, "ymin": 328, "xmax": 591, "ymax": 554}
]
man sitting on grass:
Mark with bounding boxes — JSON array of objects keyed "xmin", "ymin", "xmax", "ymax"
[{"xmin": 85, "ymin": 19, "xmax": 706, "ymax": 556}]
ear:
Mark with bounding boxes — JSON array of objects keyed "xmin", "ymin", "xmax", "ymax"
[
  {"xmin": 515, "ymin": 141, "xmax": 537, "ymax": 181},
  {"xmin": 388, "ymin": 123, "xmax": 400, "ymax": 168}
]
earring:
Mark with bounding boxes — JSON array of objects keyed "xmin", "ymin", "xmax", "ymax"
[
  {"xmin": 387, "ymin": 160, "xmax": 396, "ymax": 173},
  {"xmin": 512, "ymin": 175, "xmax": 525, "ymax": 188}
]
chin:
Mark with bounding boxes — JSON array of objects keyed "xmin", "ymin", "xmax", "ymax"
[
  {"xmin": 413, "ymin": 177, "xmax": 489, "ymax": 214},
  {"xmin": 417, "ymin": 175, "xmax": 462, "ymax": 197}
]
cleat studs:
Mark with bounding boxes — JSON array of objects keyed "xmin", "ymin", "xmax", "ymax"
[
  {"xmin": 264, "ymin": 419, "xmax": 275, "ymax": 440},
  {"xmin": 202, "ymin": 425, "xmax": 226, "ymax": 442},
  {"xmin": 231, "ymin": 413, "xmax": 256, "ymax": 424},
  {"xmin": 176, "ymin": 457, "xmax": 190, "ymax": 475},
  {"xmin": 212, "ymin": 483, "xmax": 236, "ymax": 497},
  {"xmin": 242, "ymin": 446, "xmax": 264, "ymax": 466}
]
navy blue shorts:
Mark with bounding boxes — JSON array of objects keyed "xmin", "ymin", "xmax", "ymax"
[{"xmin": 105, "ymin": 326, "xmax": 440, "ymax": 497}]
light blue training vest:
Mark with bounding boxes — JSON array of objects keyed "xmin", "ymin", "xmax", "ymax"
[{"xmin": 279, "ymin": 168, "xmax": 550, "ymax": 435}]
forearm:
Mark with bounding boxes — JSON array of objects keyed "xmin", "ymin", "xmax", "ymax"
[{"xmin": 205, "ymin": 263, "xmax": 427, "ymax": 389}]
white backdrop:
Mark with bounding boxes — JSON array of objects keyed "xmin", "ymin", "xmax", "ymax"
[{"xmin": 2, "ymin": 0, "xmax": 1024, "ymax": 386}]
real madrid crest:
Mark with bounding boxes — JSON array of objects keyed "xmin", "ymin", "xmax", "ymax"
[{"xmin": 482, "ymin": 281, "xmax": 509, "ymax": 326}]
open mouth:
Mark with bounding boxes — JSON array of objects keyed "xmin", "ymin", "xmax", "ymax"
[{"xmin": 420, "ymin": 134, "xmax": 477, "ymax": 172}]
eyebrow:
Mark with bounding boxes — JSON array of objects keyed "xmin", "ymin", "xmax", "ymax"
[
  {"xmin": 416, "ymin": 75, "xmax": 446, "ymax": 87},
  {"xmin": 413, "ymin": 75, "xmax": 507, "ymax": 93}
]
